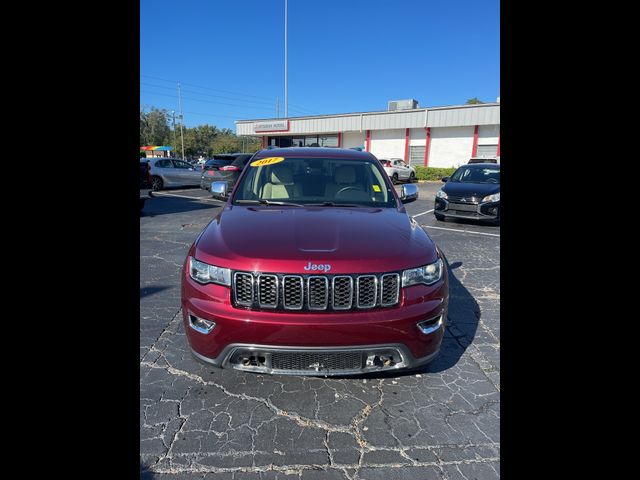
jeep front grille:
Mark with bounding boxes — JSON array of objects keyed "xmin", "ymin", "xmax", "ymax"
[{"xmin": 232, "ymin": 272, "xmax": 401, "ymax": 311}]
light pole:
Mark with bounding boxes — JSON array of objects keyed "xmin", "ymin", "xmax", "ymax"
[
  {"xmin": 177, "ymin": 82, "xmax": 186, "ymax": 160},
  {"xmin": 171, "ymin": 110, "xmax": 177, "ymax": 155}
]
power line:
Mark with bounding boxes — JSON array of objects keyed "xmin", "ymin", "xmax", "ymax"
[
  {"xmin": 141, "ymin": 81, "xmax": 314, "ymax": 116},
  {"xmin": 141, "ymin": 74, "xmax": 275, "ymax": 102},
  {"xmin": 140, "ymin": 74, "xmax": 319, "ymax": 115},
  {"xmin": 141, "ymin": 81, "xmax": 281, "ymax": 108},
  {"xmin": 140, "ymin": 89, "xmax": 277, "ymax": 113}
]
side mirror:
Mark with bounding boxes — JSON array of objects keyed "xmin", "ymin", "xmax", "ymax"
[
  {"xmin": 441, "ymin": 176, "xmax": 449, "ymax": 183},
  {"xmin": 400, "ymin": 184, "xmax": 418, "ymax": 204},
  {"xmin": 211, "ymin": 181, "xmax": 229, "ymax": 201}
]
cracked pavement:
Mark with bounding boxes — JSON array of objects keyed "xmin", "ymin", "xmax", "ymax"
[{"xmin": 140, "ymin": 184, "xmax": 500, "ymax": 479}]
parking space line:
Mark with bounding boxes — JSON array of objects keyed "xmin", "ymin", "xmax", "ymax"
[
  {"xmin": 151, "ymin": 192, "xmax": 218, "ymax": 202},
  {"xmin": 412, "ymin": 209, "xmax": 434, "ymax": 217},
  {"xmin": 163, "ymin": 189, "xmax": 203, "ymax": 194},
  {"xmin": 423, "ymin": 224, "xmax": 500, "ymax": 237}
]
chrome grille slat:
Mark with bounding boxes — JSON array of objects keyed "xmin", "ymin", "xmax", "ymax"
[
  {"xmin": 233, "ymin": 272, "xmax": 254, "ymax": 306},
  {"xmin": 380, "ymin": 273, "xmax": 400, "ymax": 307},
  {"xmin": 282, "ymin": 275, "xmax": 303, "ymax": 310},
  {"xmin": 446, "ymin": 194, "xmax": 479, "ymax": 204},
  {"xmin": 356, "ymin": 275, "xmax": 377, "ymax": 309},
  {"xmin": 332, "ymin": 276, "xmax": 353, "ymax": 310},
  {"xmin": 307, "ymin": 276, "xmax": 329, "ymax": 310},
  {"xmin": 258, "ymin": 274, "xmax": 278, "ymax": 308},
  {"xmin": 232, "ymin": 272, "xmax": 400, "ymax": 310}
]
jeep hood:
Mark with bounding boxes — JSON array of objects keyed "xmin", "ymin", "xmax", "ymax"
[{"xmin": 194, "ymin": 206, "xmax": 439, "ymax": 274}]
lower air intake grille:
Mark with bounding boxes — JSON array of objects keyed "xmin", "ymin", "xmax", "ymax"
[{"xmin": 271, "ymin": 351, "xmax": 363, "ymax": 371}]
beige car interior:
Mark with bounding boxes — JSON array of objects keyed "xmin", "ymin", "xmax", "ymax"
[
  {"xmin": 260, "ymin": 164, "xmax": 303, "ymax": 199},
  {"xmin": 324, "ymin": 166, "xmax": 370, "ymax": 202}
]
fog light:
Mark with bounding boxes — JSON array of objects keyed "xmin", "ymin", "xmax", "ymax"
[
  {"xmin": 417, "ymin": 314, "xmax": 443, "ymax": 334},
  {"xmin": 188, "ymin": 314, "xmax": 216, "ymax": 334},
  {"xmin": 366, "ymin": 354, "xmax": 396, "ymax": 368}
]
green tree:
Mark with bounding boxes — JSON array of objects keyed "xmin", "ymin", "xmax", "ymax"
[
  {"xmin": 140, "ymin": 107, "xmax": 171, "ymax": 146},
  {"xmin": 465, "ymin": 97, "xmax": 485, "ymax": 105},
  {"xmin": 142, "ymin": 105, "xmax": 264, "ymax": 158}
]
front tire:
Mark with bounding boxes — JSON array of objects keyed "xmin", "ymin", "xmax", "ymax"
[
  {"xmin": 151, "ymin": 176, "xmax": 163, "ymax": 191},
  {"xmin": 434, "ymin": 213, "xmax": 445, "ymax": 221},
  {"xmin": 392, "ymin": 173, "xmax": 399, "ymax": 184},
  {"xmin": 408, "ymin": 172, "xmax": 416, "ymax": 183}
]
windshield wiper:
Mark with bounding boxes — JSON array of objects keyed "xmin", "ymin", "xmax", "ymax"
[
  {"xmin": 306, "ymin": 202, "xmax": 365, "ymax": 207},
  {"xmin": 235, "ymin": 199, "xmax": 305, "ymax": 207}
]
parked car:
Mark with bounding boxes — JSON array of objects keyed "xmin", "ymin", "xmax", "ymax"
[
  {"xmin": 140, "ymin": 159, "xmax": 150, "ymax": 188},
  {"xmin": 198, "ymin": 156, "xmax": 235, "ymax": 188},
  {"xmin": 148, "ymin": 157, "xmax": 202, "ymax": 190},
  {"xmin": 200, "ymin": 153, "xmax": 254, "ymax": 192},
  {"xmin": 468, "ymin": 156, "xmax": 499, "ymax": 164},
  {"xmin": 379, "ymin": 158, "xmax": 416, "ymax": 183},
  {"xmin": 434, "ymin": 163, "xmax": 500, "ymax": 224},
  {"xmin": 182, "ymin": 147, "xmax": 448, "ymax": 376},
  {"xmin": 140, "ymin": 159, "xmax": 151, "ymax": 210}
]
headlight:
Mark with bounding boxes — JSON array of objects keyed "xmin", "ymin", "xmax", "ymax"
[
  {"xmin": 436, "ymin": 189, "xmax": 448, "ymax": 199},
  {"xmin": 482, "ymin": 192, "xmax": 500, "ymax": 203},
  {"xmin": 188, "ymin": 256, "xmax": 231, "ymax": 286},
  {"xmin": 402, "ymin": 258, "xmax": 444, "ymax": 287}
]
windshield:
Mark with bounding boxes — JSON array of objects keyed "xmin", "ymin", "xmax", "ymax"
[
  {"xmin": 449, "ymin": 166, "xmax": 500, "ymax": 184},
  {"xmin": 232, "ymin": 157, "xmax": 397, "ymax": 207}
]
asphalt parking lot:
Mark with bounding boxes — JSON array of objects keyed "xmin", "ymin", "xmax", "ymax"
[{"xmin": 140, "ymin": 182, "xmax": 500, "ymax": 479}]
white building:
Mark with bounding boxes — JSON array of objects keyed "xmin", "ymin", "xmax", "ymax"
[{"xmin": 235, "ymin": 100, "xmax": 500, "ymax": 168}]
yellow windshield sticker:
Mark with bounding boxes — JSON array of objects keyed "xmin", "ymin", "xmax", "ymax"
[
  {"xmin": 250, "ymin": 157, "xmax": 285, "ymax": 167},
  {"xmin": 372, "ymin": 185, "xmax": 381, "ymax": 192}
]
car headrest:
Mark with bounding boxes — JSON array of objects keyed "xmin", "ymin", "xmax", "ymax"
[
  {"xmin": 270, "ymin": 165, "xmax": 293, "ymax": 184},
  {"xmin": 335, "ymin": 166, "xmax": 356, "ymax": 184}
]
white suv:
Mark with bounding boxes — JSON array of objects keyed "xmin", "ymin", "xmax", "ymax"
[{"xmin": 379, "ymin": 158, "xmax": 416, "ymax": 184}]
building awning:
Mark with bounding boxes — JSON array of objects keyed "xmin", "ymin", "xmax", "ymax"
[{"xmin": 140, "ymin": 146, "xmax": 172, "ymax": 151}]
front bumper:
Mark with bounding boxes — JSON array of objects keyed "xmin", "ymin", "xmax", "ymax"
[
  {"xmin": 181, "ymin": 268, "xmax": 448, "ymax": 376},
  {"xmin": 200, "ymin": 176, "xmax": 214, "ymax": 190},
  {"xmin": 191, "ymin": 341, "xmax": 441, "ymax": 376},
  {"xmin": 435, "ymin": 198, "xmax": 500, "ymax": 221}
]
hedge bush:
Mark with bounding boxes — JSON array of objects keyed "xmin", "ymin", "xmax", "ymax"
[{"xmin": 413, "ymin": 166, "xmax": 457, "ymax": 181}]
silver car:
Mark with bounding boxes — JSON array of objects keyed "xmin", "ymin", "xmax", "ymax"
[
  {"xmin": 379, "ymin": 158, "xmax": 416, "ymax": 183},
  {"xmin": 148, "ymin": 158, "xmax": 203, "ymax": 190}
]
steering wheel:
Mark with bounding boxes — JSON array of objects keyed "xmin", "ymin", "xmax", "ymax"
[
  {"xmin": 335, "ymin": 186, "xmax": 361, "ymax": 197},
  {"xmin": 486, "ymin": 178, "xmax": 498, "ymax": 184}
]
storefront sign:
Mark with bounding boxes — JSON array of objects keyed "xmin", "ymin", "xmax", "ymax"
[{"xmin": 254, "ymin": 120, "xmax": 290, "ymax": 132}]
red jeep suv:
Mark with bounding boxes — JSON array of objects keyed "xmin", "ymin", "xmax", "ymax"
[{"xmin": 181, "ymin": 147, "xmax": 448, "ymax": 376}]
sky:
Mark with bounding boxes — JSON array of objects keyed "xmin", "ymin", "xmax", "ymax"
[{"xmin": 140, "ymin": 0, "xmax": 500, "ymax": 130}]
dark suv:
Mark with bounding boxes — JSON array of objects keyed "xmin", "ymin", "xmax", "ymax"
[
  {"xmin": 181, "ymin": 147, "xmax": 448, "ymax": 376},
  {"xmin": 200, "ymin": 153, "xmax": 253, "ymax": 192}
]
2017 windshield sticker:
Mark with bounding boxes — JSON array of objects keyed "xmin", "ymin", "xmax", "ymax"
[
  {"xmin": 250, "ymin": 157, "xmax": 285, "ymax": 167},
  {"xmin": 372, "ymin": 185, "xmax": 381, "ymax": 192}
]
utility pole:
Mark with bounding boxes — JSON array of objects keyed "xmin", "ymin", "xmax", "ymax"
[
  {"xmin": 177, "ymin": 82, "xmax": 186, "ymax": 160},
  {"xmin": 171, "ymin": 110, "xmax": 177, "ymax": 155},
  {"xmin": 276, "ymin": 97, "xmax": 279, "ymax": 118},
  {"xmin": 284, "ymin": 0, "xmax": 288, "ymax": 118}
]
